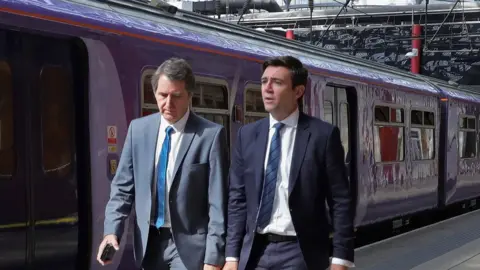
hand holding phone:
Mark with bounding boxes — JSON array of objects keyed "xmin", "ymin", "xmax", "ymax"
[{"xmin": 97, "ymin": 235, "xmax": 119, "ymax": 266}]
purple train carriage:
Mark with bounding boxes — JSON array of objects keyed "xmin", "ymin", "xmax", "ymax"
[{"xmin": 0, "ymin": 0, "xmax": 479, "ymax": 269}]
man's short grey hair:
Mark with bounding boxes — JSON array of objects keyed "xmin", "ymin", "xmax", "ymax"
[{"xmin": 151, "ymin": 57, "xmax": 196, "ymax": 93}]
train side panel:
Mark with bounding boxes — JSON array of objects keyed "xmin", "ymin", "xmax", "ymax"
[
  {"xmin": 358, "ymin": 86, "xmax": 439, "ymax": 225},
  {"xmin": 444, "ymin": 97, "xmax": 480, "ymax": 205}
]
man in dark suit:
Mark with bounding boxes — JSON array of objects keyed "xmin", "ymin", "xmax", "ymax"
[
  {"xmin": 224, "ymin": 56, "xmax": 354, "ymax": 270},
  {"xmin": 96, "ymin": 58, "xmax": 228, "ymax": 270}
]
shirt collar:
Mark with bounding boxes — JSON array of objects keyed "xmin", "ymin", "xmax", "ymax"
[
  {"xmin": 160, "ymin": 107, "xmax": 190, "ymax": 133},
  {"xmin": 269, "ymin": 108, "xmax": 299, "ymax": 129}
]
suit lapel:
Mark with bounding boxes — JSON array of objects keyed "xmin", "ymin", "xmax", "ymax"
[
  {"xmin": 288, "ymin": 113, "xmax": 311, "ymax": 195},
  {"xmin": 172, "ymin": 111, "xmax": 196, "ymax": 182},
  {"xmin": 254, "ymin": 119, "xmax": 269, "ymax": 203},
  {"xmin": 147, "ymin": 113, "xmax": 161, "ymax": 196}
]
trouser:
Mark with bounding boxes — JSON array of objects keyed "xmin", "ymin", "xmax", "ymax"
[{"xmin": 142, "ymin": 227, "xmax": 187, "ymax": 270}]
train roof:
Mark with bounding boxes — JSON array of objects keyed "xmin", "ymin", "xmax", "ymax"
[{"xmin": 5, "ymin": 0, "xmax": 480, "ymax": 103}]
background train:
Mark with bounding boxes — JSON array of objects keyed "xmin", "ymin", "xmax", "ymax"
[{"xmin": 1, "ymin": 0, "xmax": 480, "ymax": 269}]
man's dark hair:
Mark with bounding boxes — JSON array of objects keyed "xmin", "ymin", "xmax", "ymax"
[
  {"xmin": 151, "ymin": 57, "xmax": 196, "ymax": 93},
  {"xmin": 262, "ymin": 56, "xmax": 308, "ymax": 88}
]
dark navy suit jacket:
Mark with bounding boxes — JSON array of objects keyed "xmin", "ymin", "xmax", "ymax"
[{"xmin": 226, "ymin": 112, "xmax": 354, "ymax": 270}]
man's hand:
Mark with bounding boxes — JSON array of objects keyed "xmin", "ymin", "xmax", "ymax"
[
  {"xmin": 203, "ymin": 264, "xmax": 221, "ymax": 270},
  {"xmin": 330, "ymin": 264, "xmax": 349, "ymax": 270},
  {"xmin": 96, "ymin": 234, "xmax": 119, "ymax": 266},
  {"xmin": 222, "ymin": 261, "xmax": 238, "ymax": 270}
]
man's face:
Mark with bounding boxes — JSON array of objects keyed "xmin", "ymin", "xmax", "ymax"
[
  {"xmin": 261, "ymin": 66, "xmax": 303, "ymax": 117},
  {"xmin": 155, "ymin": 74, "xmax": 190, "ymax": 123}
]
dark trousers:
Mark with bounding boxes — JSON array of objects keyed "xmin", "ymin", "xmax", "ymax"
[
  {"xmin": 142, "ymin": 227, "xmax": 187, "ymax": 270},
  {"xmin": 247, "ymin": 233, "xmax": 308, "ymax": 270}
]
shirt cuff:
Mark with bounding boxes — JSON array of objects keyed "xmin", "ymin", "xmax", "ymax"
[
  {"xmin": 331, "ymin": 257, "xmax": 355, "ymax": 268},
  {"xmin": 225, "ymin": 257, "xmax": 239, "ymax": 262}
]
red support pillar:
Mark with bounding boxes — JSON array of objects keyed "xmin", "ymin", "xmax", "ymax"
[
  {"xmin": 411, "ymin": 24, "xmax": 422, "ymax": 74},
  {"xmin": 286, "ymin": 29, "xmax": 294, "ymax": 40}
]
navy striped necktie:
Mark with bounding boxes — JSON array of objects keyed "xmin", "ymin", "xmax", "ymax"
[{"xmin": 257, "ymin": 122, "xmax": 285, "ymax": 230}]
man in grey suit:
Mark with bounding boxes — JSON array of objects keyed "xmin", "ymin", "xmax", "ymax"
[{"xmin": 96, "ymin": 58, "xmax": 228, "ymax": 270}]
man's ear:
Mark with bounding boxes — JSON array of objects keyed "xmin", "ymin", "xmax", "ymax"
[{"xmin": 295, "ymin": 85, "xmax": 305, "ymax": 100}]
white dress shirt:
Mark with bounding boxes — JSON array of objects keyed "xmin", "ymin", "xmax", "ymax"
[
  {"xmin": 151, "ymin": 109, "xmax": 189, "ymax": 228},
  {"xmin": 226, "ymin": 108, "xmax": 354, "ymax": 268}
]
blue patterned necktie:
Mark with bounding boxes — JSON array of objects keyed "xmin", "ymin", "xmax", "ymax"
[
  {"xmin": 155, "ymin": 126, "xmax": 174, "ymax": 228},
  {"xmin": 257, "ymin": 122, "xmax": 285, "ymax": 230}
]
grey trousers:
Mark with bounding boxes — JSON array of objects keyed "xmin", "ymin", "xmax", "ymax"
[{"xmin": 142, "ymin": 227, "xmax": 187, "ymax": 270}]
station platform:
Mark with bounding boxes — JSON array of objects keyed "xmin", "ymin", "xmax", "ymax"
[{"xmin": 354, "ymin": 209, "xmax": 480, "ymax": 270}]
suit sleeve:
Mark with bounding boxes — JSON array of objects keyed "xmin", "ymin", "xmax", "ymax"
[
  {"xmin": 103, "ymin": 122, "xmax": 135, "ymax": 242},
  {"xmin": 226, "ymin": 126, "xmax": 247, "ymax": 258},
  {"xmin": 325, "ymin": 126, "xmax": 355, "ymax": 262},
  {"xmin": 204, "ymin": 126, "xmax": 229, "ymax": 266}
]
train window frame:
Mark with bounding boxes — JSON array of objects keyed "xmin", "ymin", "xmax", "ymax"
[
  {"xmin": 191, "ymin": 75, "xmax": 231, "ymax": 150},
  {"xmin": 409, "ymin": 108, "xmax": 436, "ymax": 161},
  {"xmin": 458, "ymin": 114, "xmax": 477, "ymax": 159},
  {"xmin": 373, "ymin": 103, "xmax": 406, "ymax": 164},
  {"xmin": 244, "ymin": 83, "xmax": 268, "ymax": 124},
  {"xmin": 0, "ymin": 61, "xmax": 14, "ymax": 178},
  {"xmin": 140, "ymin": 68, "xmax": 158, "ymax": 117},
  {"xmin": 323, "ymin": 100, "xmax": 334, "ymax": 124},
  {"xmin": 192, "ymin": 75, "xmax": 229, "ymax": 115}
]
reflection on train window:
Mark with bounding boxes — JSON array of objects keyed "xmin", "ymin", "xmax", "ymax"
[
  {"xmin": 339, "ymin": 103, "xmax": 349, "ymax": 159},
  {"xmin": 0, "ymin": 61, "xmax": 14, "ymax": 177},
  {"xmin": 192, "ymin": 82, "xmax": 228, "ymax": 110},
  {"xmin": 374, "ymin": 105, "xmax": 405, "ymax": 162},
  {"xmin": 40, "ymin": 66, "xmax": 73, "ymax": 177},
  {"xmin": 323, "ymin": 101, "xmax": 333, "ymax": 124},
  {"xmin": 410, "ymin": 110, "xmax": 435, "ymax": 160},
  {"xmin": 141, "ymin": 69, "xmax": 159, "ymax": 116},
  {"xmin": 143, "ymin": 73, "xmax": 156, "ymax": 104},
  {"xmin": 245, "ymin": 85, "xmax": 268, "ymax": 124},
  {"xmin": 459, "ymin": 116, "xmax": 476, "ymax": 159},
  {"xmin": 192, "ymin": 77, "xmax": 230, "ymax": 148}
]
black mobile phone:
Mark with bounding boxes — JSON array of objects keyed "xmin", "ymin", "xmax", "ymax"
[{"xmin": 100, "ymin": 243, "xmax": 116, "ymax": 261}]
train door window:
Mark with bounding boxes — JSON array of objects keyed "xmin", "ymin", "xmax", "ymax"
[
  {"xmin": 323, "ymin": 101, "xmax": 333, "ymax": 124},
  {"xmin": 339, "ymin": 103, "xmax": 349, "ymax": 159},
  {"xmin": 0, "ymin": 61, "xmax": 13, "ymax": 177},
  {"xmin": 374, "ymin": 105, "xmax": 405, "ymax": 163},
  {"xmin": 192, "ymin": 76, "xmax": 230, "ymax": 144},
  {"xmin": 40, "ymin": 66, "xmax": 73, "ymax": 177},
  {"xmin": 141, "ymin": 69, "xmax": 159, "ymax": 116},
  {"xmin": 244, "ymin": 84, "xmax": 268, "ymax": 124},
  {"xmin": 410, "ymin": 110, "xmax": 435, "ymax": 160},
  {"xmin": 459, "ymin": 115, "xmax": 476, "ymax": 159}
]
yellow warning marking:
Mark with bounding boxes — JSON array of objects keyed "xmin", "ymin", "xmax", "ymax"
[{"xmin": 0, "ymin": 216, "xmax": 78, "ymax": 229}]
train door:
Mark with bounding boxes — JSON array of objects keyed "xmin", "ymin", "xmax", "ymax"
[
  {"xmin": 0, "ymin": 30, "xmax": 81, "ymax": 270},
  {"xmin": 0, "ymin": 29, "xmax": 29, "ymax": 270},
  {"xmin": 323, "ymin": 85, "xmax": 357, "ymax": 205}
]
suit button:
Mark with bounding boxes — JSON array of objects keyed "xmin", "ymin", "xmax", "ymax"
[{"xmin": 289, "ymin": 208, "xmax": 293, "ymax": 212}]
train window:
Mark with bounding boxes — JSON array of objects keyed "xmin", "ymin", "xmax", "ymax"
[
  {"xmin": 141, "ymin": 69, "xmax": 158, "ymax": 116},
  {"xmin": 323, "ymin": 101, "xmax": 333, "ymax": 124},
  {"xmin": 374, "ymin": 105, "xmax": 405, "ymax": 163},
  {"xmin": 374, "ymin": 106, "xmax": 389, "ymax": 122},
  {"xmin": 192, "ymin": 82, "xmax": 228, "ymax": 110},
  {"xmin": 192, "ymin": 76, "xmax": 230, "ymax": 147},
  {"xmin": 339, "ymin": 103, "xmax": 349, "ymax": 159},
  {"xmin": 244, "ymin": 85, "xmax": 268, "ymax": 124},
  {"xmin": 40, "ymin": 66, "xmax": 73, "ymax": 177},
  {"xmin": 411, "ymin": 110, "xmax": 423, "ymax": 125},
  {"xmin": 0, "ymin": 61, "xmax": 14, "ymax": 177},
  {"xmin": 459, "ymin": 116, "xmax": 476, "ymax": 159},
  {"xmin": 410, "ymin": 109, "xmax": 435, "ymax": 160}
]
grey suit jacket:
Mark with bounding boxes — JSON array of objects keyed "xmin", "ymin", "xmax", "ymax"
[{"xmin": 103, "ymin": 111, "xmax": 228, "ymax": 269}]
